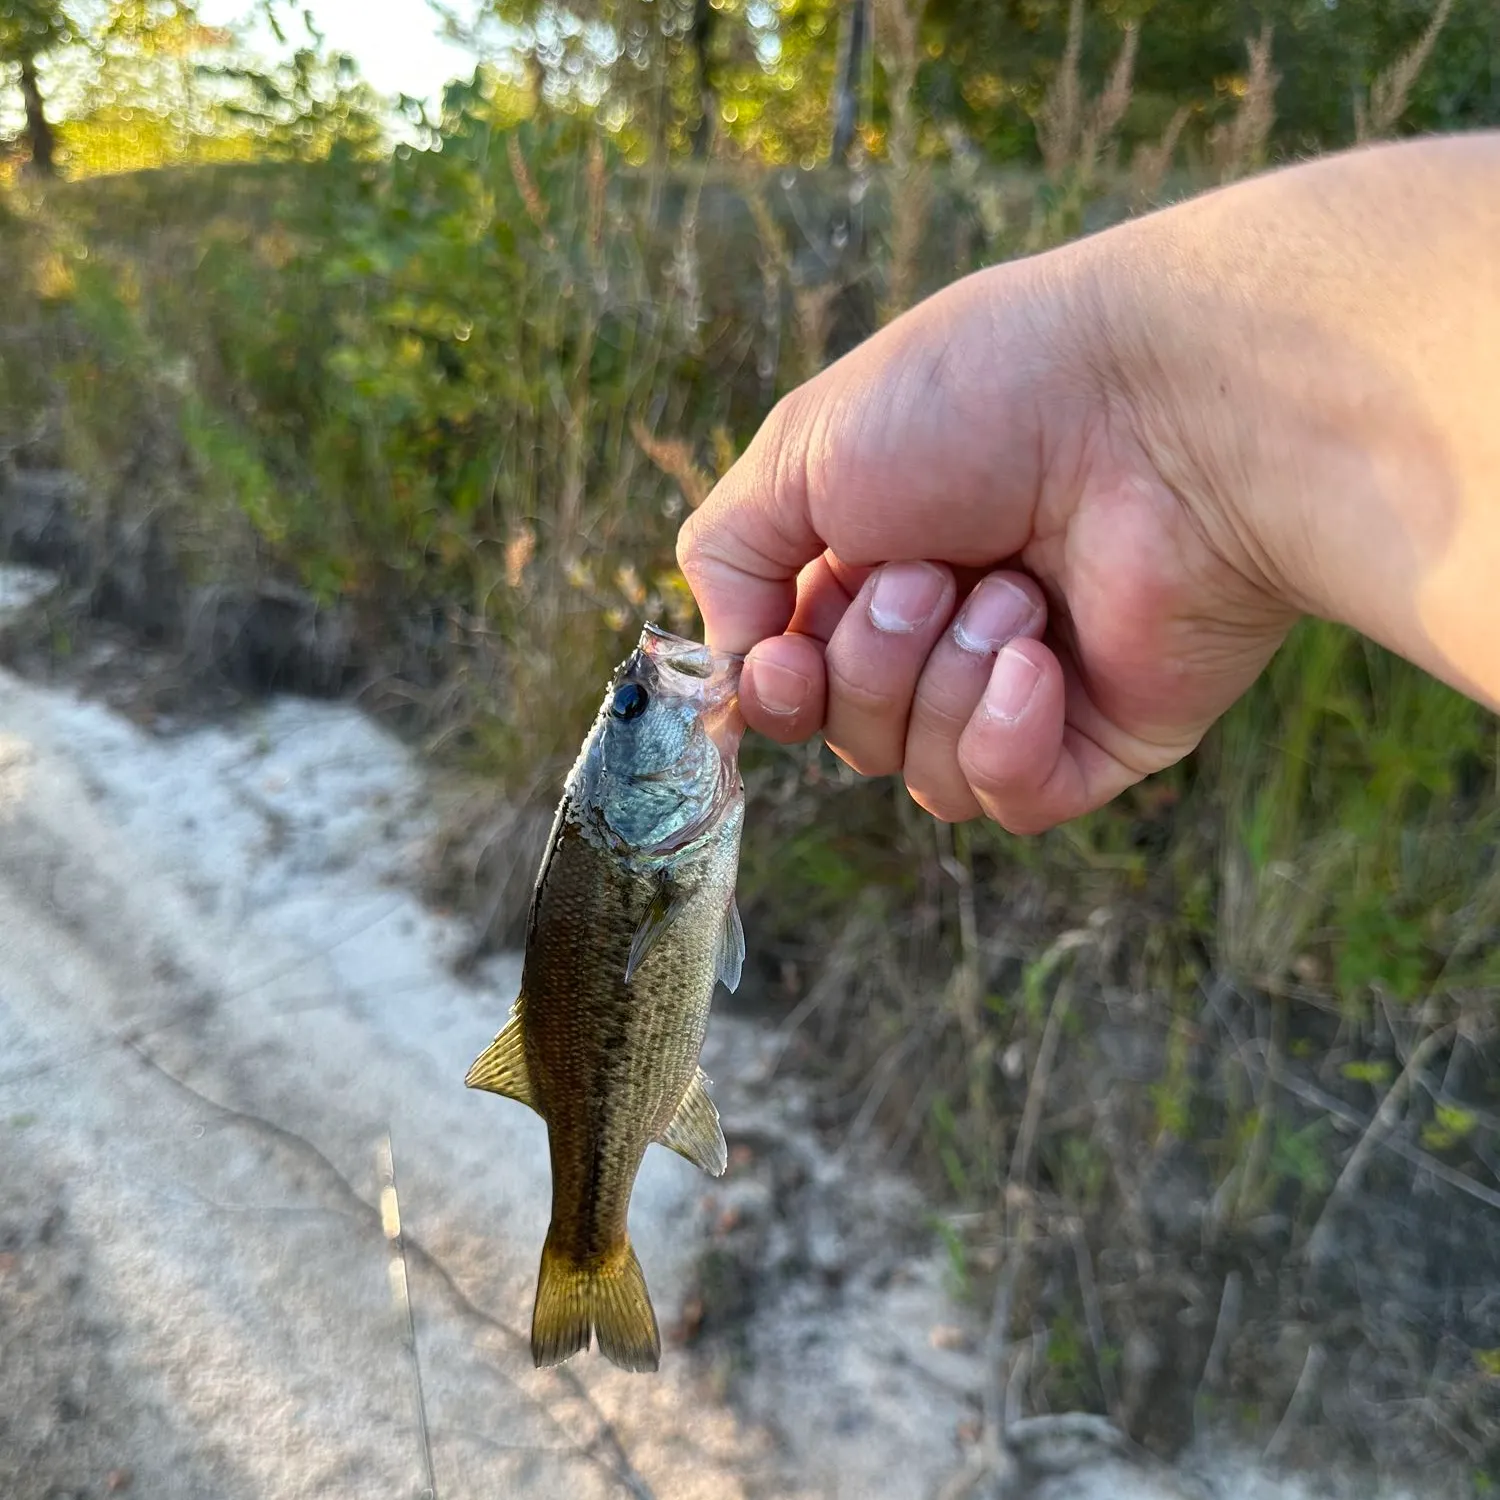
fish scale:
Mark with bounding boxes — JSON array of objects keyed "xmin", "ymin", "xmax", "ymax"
[{"xmin": 465, "ymin": 624, "xmax": 746, "ymax": 1373}]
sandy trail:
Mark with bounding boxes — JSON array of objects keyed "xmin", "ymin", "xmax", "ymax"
[
  {"xmin": 0, "ymin": 597, "xmax": 979, "ymax": 1500},
  {"xmin": 0, "ymin": 566, "xmax": 1437, "ymax": 1500}
]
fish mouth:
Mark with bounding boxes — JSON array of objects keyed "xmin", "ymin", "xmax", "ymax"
[
  {"xmin": 630, "ymin": 623, "xmax": 745, "ymax": 761},
  {"xmin": 638, "ymin": 624, "xmax": 744, "ymax": 687}
]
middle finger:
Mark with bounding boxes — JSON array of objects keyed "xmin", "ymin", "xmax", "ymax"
[
  {"xmin": 904, "ymin": 572, "xmax": 1048, "ymax": 820},
  {"xmin": 822, "ymin": 561, "xmax": 958, "ymax": 777}
]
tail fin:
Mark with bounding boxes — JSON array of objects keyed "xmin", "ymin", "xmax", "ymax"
[{"xmin": 532, "ymin": 1235, "xmax": 661, "ymax": 1374}]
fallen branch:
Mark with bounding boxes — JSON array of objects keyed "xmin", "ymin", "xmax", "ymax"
[
  {"xmin": 1303, "ymin": 1024, "xmax": 1456, "ymax": 1266},
  {"xmin": 1263, "ymin": 1341, "xmax": 1327, "ymax": 1463},
  {"xmin": 1201, "ymin": 980, "xmax": 1500, "ymax": 1218}
]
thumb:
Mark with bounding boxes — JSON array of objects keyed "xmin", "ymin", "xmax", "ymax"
[
  {"xmin": 674, "ymin": 385, "xmax": 829, "ymax": 655},
  {"xmin": 676, "ymin": 265, "xmax": 1060, "ymax": 655}
]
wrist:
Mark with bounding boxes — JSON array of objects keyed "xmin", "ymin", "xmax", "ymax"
[
  {"xmin": 1075, "ymin": 146, "xmax": 1500, "ymax": 708},
  {"xmin": 1072, "ymin": 225, "xmax": 1311, "ymax": 619}
]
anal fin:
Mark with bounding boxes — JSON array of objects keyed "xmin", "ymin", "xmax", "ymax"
[
  {"xmin": 658, "ymin": 1067, "xmax": 728, "ymax": 1177},
  {"xmin": 464, "ymin": 1010, "xmax": 538, "ymax": 1111}
]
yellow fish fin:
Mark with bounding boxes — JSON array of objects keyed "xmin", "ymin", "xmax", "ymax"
[
  {"xmin": 657, "ymin": 1067, "xmax": 728, "ymax": 1177},
  {"xmin": 463, "ymin": 1010, "xmax": 538, "ymax": 1111},
  {"xmin": 532, "ymin": 1235, "xmax": 661, "ymax": 1373}
]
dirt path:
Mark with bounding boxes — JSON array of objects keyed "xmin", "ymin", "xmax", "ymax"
[
  {"xmin": 0, "ymin": 568, "xmax": 1437, "ymax": 1500},
  {"xmin": 0, "ymin": 626, "xmax": 990, "ymax": 1500}
]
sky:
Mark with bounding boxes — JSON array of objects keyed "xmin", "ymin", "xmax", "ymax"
[{"xmin": 197, "ymin": 0, "xmax": 488, "ymax": 113}]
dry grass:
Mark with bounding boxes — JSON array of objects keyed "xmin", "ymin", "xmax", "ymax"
[
  {"xmin": 1355, "ymin": 0, "xmax": 1456, "ymax": 142},
  {"xmin": 630, "ymin": 419, "xmax": 714, "ymax": 512},
  {"xmin": 1130, "ymin": 103, "xmax": 1193, "ymax": 208},
  {"xmin": 1035, "ymin": 0, "xmax": 1139, "ymax": 191},
  {"xmin": 874, "ymin": 0, "xmax": 931, "ymax": 322},
  {"xmin": 1211, "ymin": 23, "xmax": 1279, "ymax": 183}
]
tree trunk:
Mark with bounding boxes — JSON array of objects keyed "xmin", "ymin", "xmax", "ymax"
[
  {"xmin": 689, "ymin": 0, "xmax": 717, "ymax": 157},
  {"xmin": 820, "ymin": 0, "xmax": 876, "ymax": 367},
  {"xmin": 18, "ymin": 55, "xmax": 57, "ymax": 177},
  {"xmin": 831, "ymin": 0, "xmax": 870, "ymax": 164}
]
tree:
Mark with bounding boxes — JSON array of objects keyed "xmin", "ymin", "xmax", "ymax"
[
  {"xmin": 688, "ymin": 0, "xmax": 716, "ymax": 155},
  {"xmin": 830, "ymin": 0, "xmax": 870, "ymax": 163},
  {"xmin": 0, "ymin": 0, "xmax": 74, "ymax": 175},
  {"xmin": 462, "ymin": 0, "xmax": 845, "ymax": 163}
]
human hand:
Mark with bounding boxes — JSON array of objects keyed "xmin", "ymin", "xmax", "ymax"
[
  {"xmin": 675, "ymin": 248, "xmax": 1297, "ymax": 833},
  {"xmin": 678, "ymin": 135, "xmax": 1500, "ymax": 833}
]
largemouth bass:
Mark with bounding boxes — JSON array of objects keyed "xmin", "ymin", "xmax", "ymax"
[{"xmin": 465, "ymin": 623, "xmax": 747, "ymax": 1373}]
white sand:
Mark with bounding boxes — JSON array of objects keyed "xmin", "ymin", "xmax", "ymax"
[{"xmin": 0, "ymin": 566, "xmax": 1442, "ymax": 1499}]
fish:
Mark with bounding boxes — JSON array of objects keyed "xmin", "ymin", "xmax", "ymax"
[{"xmin": 464, "ymin": 622, "xmax": 747, "ymax": 1374}]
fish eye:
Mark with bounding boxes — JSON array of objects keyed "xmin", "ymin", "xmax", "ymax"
[{"xmin": 611, "ymin": 682, "xmax": 649, "ymax": 721}]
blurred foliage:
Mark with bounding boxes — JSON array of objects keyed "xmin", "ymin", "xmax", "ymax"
[
  {"xmin": 461, "ymin": 0, "xmax": 1500, "ymax": 167},
  {"xmin": 1, "ymin": 0, "xmax": 1494, "ymax": 1215},
  {"xmin": 5, "ymin": 0, "xmax": 1498, "ymax": 180},
  {"xmin": 0, "ymin": 0, "xmax": 73, "ymax": 67}
]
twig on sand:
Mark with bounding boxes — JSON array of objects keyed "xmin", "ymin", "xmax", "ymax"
[
  {"xmin": 1194, "ymin": 1269, "xmax": 1242, "ymax": 1434},
  {"xmin": 1302, "ymin": 1024, "xmax": 1455, "ymax": 1266},
  {"xmin": 380, "ymin": 1132, "xmax": 437, "ymax": 1500},
  {"xmin": 938, "ymin": 942, "xmax": 1092, "ymax": 1500},
  {"xmin": 986, "ymin": 1254, "xmax": 1026, "ymax": 1476},
  {"xmin": 1070, "ymin": 1222, "xmax": 1120, "ymax": 1425},
  {"xmin": 935, "ymin": 1248, "xmax": 1025, "ymax": 1500},
  {"xmin": 121, "ymin": 1039, "xmax": 658, "ymax": 1500},
  {"xmin": 1262, "ymin": 1341, "xmax": 1327, "ymax": 1464}
]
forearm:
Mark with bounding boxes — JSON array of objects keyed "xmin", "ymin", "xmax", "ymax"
[{"xmin": 1089, "ymin": 134, "xmax": 1500, "ymax": 709}]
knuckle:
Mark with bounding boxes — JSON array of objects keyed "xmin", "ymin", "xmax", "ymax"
[
  {"xmin": 757, "ymin": 383, "xmax": 808, "ymax": 464},
  {"xmin": 827, "ymin": 665, "xmax": 903, "ymax": 722},
  {"xmin": 674, "ymin": 502, "xmax": 729, "ymax": 582},
  {"xmin": 956, "ymin": 743, "xmax": 1020, "ymax": 800},
  {"xmin": 674, "ymin": 519, "xmax": 704, "ymax": 578},
  {"xmin": 906, "ymin": 782, "xmax": 978, "ymax": 825},
  {"xmin": 827, "ymin": 739, "xmax": 900, "ymax": 780},
  {"xmin": 976, "ymin": 794, "xmax": 1052, "ymax": 837},
  {"xmin": 908, "ymin": 693, "xmax": 971, "ymax": 740},
  {"xmin": 956, "ymin": 714, "xmax": 1042, "ymax": 801}
]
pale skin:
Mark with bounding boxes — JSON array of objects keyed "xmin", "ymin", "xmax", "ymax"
[{"xmin": 675, "ymin": 134, "xmax": 1500, "ymax": 834}]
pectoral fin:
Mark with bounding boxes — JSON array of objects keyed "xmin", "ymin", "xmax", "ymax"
[
  {"xmin": 714, "ymin": 896, "xmax": 745, "ymax": 994},
  {"xmin": 658, "ymin": 1067, "xmax": 728, "ymax": 1177},
  {"xmin": 625, "ymin": 878, "xmax": 689, "ymax": 986},
  {"xmin": 464, "ymin": 1011, "xmax": 538, "ymax": 1112}
]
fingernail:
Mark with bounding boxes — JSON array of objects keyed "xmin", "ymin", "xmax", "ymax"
[
  {"xmin": 983, "ymin": 645, "xmax": 1041, "ymax": 724},
  {"xmin": 752, "ymin": 660, "xmax": 810, "ymax": 716},
  {"xmin": 953, "ymin": 578, "xmax": 1036, "ymax": 655},
  {"xmin": 868, "ymin": 562, "xmax": 946, "ymax": 634}
]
